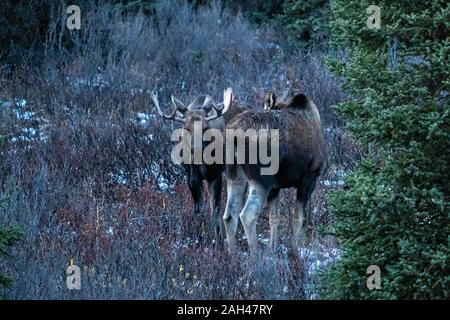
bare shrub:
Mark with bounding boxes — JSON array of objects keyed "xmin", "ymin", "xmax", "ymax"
[{"xmin": 0, "ymin": 0, "xmax": 355, "ymax": 299}]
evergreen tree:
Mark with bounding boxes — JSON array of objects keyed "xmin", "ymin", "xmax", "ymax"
[
  {"xmin": 280, "ymin": 0, "xmax": 330, "ymax": 45},
  {"xmin": 0, "ymin": 212, "xmax": 21, "ymax": 288},
  {"xmin": 322, "ymin": 0, "xmax": 450, "ymax": 299}
]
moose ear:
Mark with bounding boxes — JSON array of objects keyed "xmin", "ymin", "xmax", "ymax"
[
  {"xmin": 171, "ymin": 96, "xmax": 187, "ymax": 113},
  {"xmin": 290, "ymin": 93, "xmax": 309, "ymax": 108}
]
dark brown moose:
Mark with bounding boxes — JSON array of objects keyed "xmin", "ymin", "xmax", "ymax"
[{"xmin": 223, "ymin": 91, "xmax": 326, "ymax": 253}]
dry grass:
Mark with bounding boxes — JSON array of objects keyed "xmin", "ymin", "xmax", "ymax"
[{"xmin": 0, "ymin": 0, "xmax": 359, "ymax": 299}]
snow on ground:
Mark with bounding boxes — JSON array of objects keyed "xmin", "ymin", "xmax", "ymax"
[
  {"xmin": 1, "ymin": 98, "xmax": 50, "ymax": 143},
  {"xmin": 150, "ymin": 161, "xmax": 172, "ymax": 191},
  {"xmin": 66, "ymin": 74, "xmax": 108, "ymax": 90},
  {"xmin": 134, "ymin": 112, "xmax": 157, "ymax": 130},
  {"xmin": 108, "ymin": 162, "xmax": 173, "ymax": 192},
  {"xmin": 299, "ymin": 245, "xmax": 341, "ymax": 274},
  {"xmin": 255, "ymin": 232, "xmax": 341, "ymax": 299},
  {"xmin": 108, "ymin": 170, "xmax": 128, "ymax": 186},
  {"xmin": 321, "ymin": 168, "xmax": 347, "ymax": 187},
  {"xmin": 321, "ymin": 179, "xmax": 345, "ymax": 187},
  {"xmin": 66, "ymin": 74, "xmax": 144, "ymax": 98},
  {"xmin": 2, "ymin": 93, "xmax": 171, "ymax": 191}
]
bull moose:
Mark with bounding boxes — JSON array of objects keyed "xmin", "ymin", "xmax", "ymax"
[
  {"xmin": 150, "ymin": 88, "xmax": 246, "ymax": 242},
  {"xmin": 223, "ymin": 91, "xmax": 326, "ymax": 253}
]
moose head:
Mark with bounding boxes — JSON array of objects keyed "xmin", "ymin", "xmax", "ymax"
[
  {"xmin": 150, "ymin": 88, "xmax": 233, "ymax": 133},
  {"xmin": 150, "ymin": 88, "xmax": 234, "ymax": 159}
]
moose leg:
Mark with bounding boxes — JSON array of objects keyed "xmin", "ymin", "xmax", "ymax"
[
  {"xmin": 223, "ymin": 166, "xmax": 246, "ymax": 251},
  {"xmin": 268, "ymin": 188, "xmax": 280, "ymax": 251},
  {"xmin": 208, "ymin": 175, "xmax": 223, "ymax": 244},
  {"xmin": 187, "ymin": 166, "xmax": 205, "ymax": 239},
  {"xmin": 292, "ymin": 188, "xmax": 305, "ymax": 251},
  {"xmin": 239, "ymin": 183, "xmax": 269, "ymax": 254},
  {"xmin": 292, "ymin": 176, "xmax": 318, "ymax": 250},
  {"xmin": 188, "ymin": 177, "xmax": 203, "ymax": 215}
]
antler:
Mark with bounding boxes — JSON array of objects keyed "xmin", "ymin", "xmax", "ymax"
[
  {"xmin": 171, "ymin": 96, "xmax": 187, "ymax": 113},
  {"xmin": 201, "ymin": 95, "xmax": 215, "ymax": 113},
  {"xmin": 205, "ymin": 88, "xmax": 233, "ymax": 122},
  {"xmin": 150, "ymin": 91, "xmax": 186, "ymax": 123}
]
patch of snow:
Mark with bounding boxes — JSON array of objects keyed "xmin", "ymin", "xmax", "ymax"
[
  {"xmin": 257, "ymin": 234, "xmax": 269, "ymax": 246},
  {"xmin": 136, "ymin": 112, "xmax": 156, "ymax": 126},
  {"xmin": 151, "ymin": 161, "xmax": 173, "ymax": 192},
  {"xmin": 321, "ymin": 169, "xmax": 347, "ymax": 187},
  {"xmin": 324, "ymin": 127, "xmax": 343, "ymax": 134},
  {"xmin": 67, "ymin": 74, "xmax": 108, "ymax": 90},
  {"xmin": 17, "ymin": 111, "xmax": 36, "ymax": 121},
  {"xmin": 2, "ymin": 98, "xmax": 50, "ymax": 144},
  {"xmin": 1, "ymin": 99, "xmax": 28, "ymax": 108},
  {"xmin": 334, "ymin": 169, "xmax": 346, "ymax": 179},
  {"xmin": 321, "ymin": 179, "xmax": 345, "ymax": 187},
  {"xmin": 131, "ymin": 88, "xmax": 144, "ymax": 96},
  {"xmin": 106, "ymin": 227, "xmax": 114, "ymax": 236},
  {"xmin": 21, "ymin": 127, "xmax": 36, "ymax": 136},
  {"xmin": 109, "ymin": 170, "xmax": 128, "ymax": 185},
  {"xmin": 157, "ymin": 176, "xmax": 170, "ymax": 191},
  {"xmin": 15, "ymin": 99, "xmax": 28, "ymax": 108},
  {"xmin": 10, "ymin": 127, "xmax": 39, "ymax": 142},
  {"xmin": 128, "ymin": 112, "xmax": 157, "ymax": 132},
  {"xmin": 299, "ymin": 245, "xmax": 342, "ymax": 277}
]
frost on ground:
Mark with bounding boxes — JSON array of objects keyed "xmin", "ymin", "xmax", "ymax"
[
  {"xmin": 1, "ymin": 99, "xmax": 49, "ymax": 143},
  {"xmin": 108, "ymin": 161, "xmax": 172, "ymax": 192},
  {"xmin": 321, "ymin": 170, "xmax": 346, "ymax": 187},
  {"xmin": 66, "ymin": 74, "xmax": 108, "ymax": 90}
]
